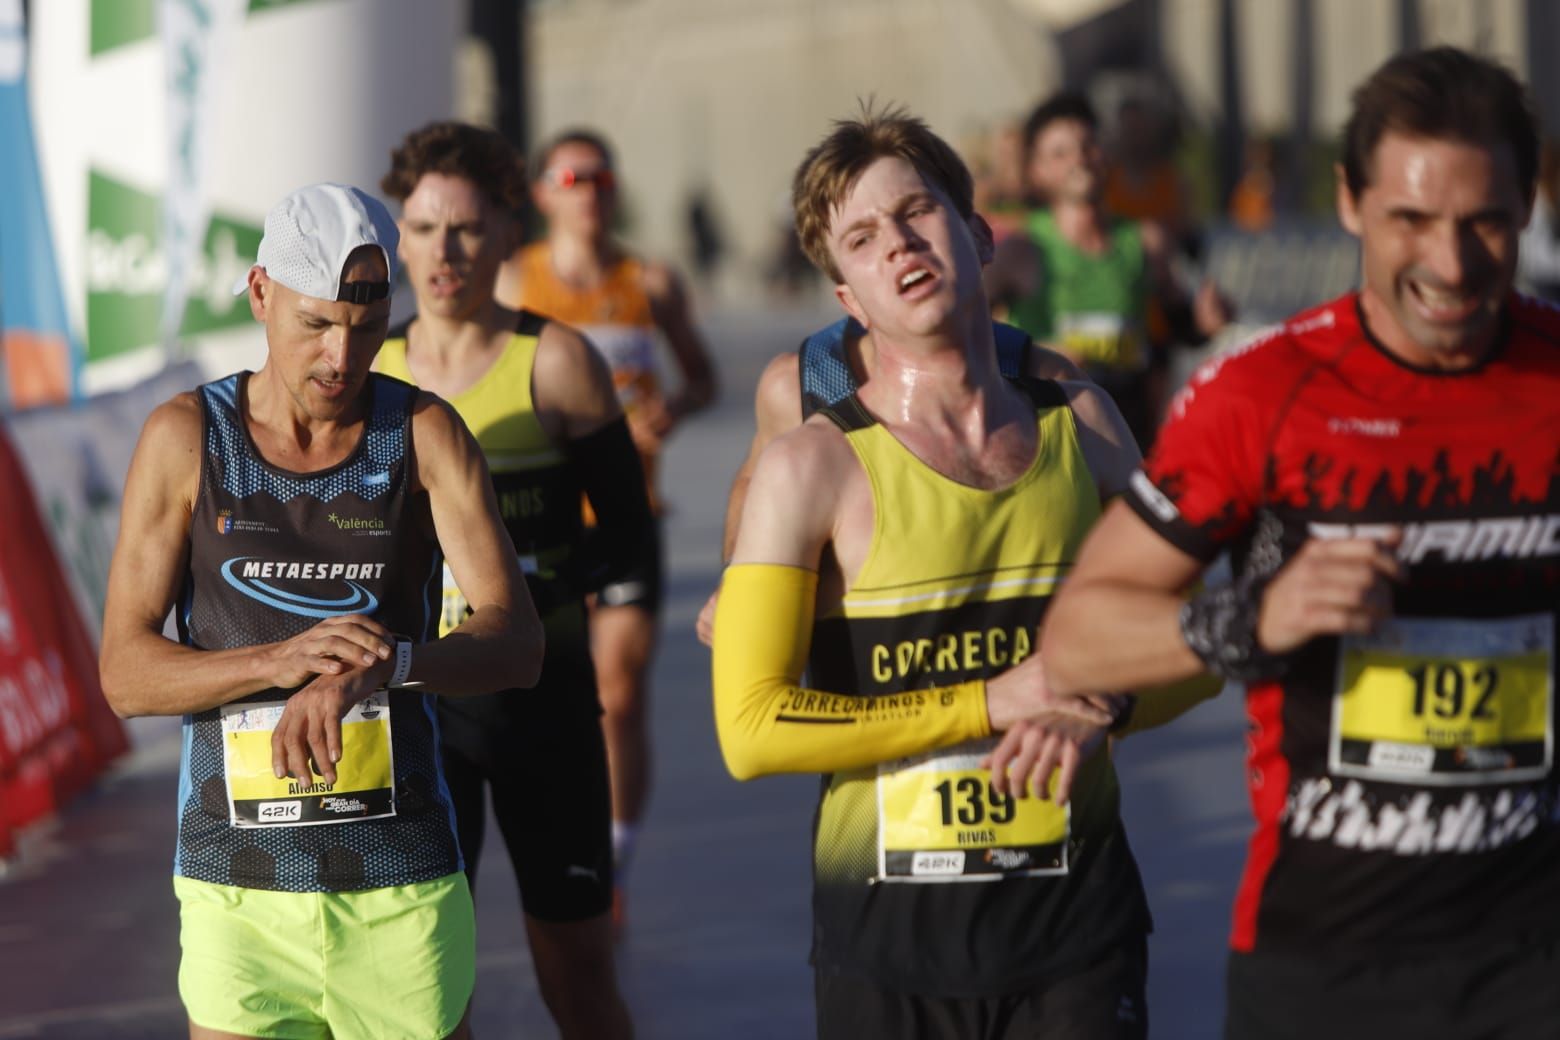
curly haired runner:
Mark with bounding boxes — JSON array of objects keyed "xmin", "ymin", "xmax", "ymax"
[{"xmin": 378, "ymin": 121, "xmax": 646, "ymax": 1039}]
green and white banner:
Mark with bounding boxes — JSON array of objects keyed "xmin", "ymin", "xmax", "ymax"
[{"xmin": 30, "ymin": 0, "xmax": 458, "ymax": 393}]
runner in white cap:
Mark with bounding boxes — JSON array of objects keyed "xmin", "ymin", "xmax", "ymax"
[{"xmin": 100, "ymin": 181, "xmax": 543, "ymax": 1040}]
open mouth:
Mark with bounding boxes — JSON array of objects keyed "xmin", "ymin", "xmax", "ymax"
[
  {"xmin": 311, "ymin": 375, "xmax": 348, "ymax": 398},
  {"xmin": 429, "ymin": 271, "xmax": 465, "ymax": 298},
  {"xmin": 1407, "ymin": 278, "xmax": 1482, "ymax": 324},
  {"xmin": 898, "ymin": 267, "xmax": 934, "ymax": 295}
]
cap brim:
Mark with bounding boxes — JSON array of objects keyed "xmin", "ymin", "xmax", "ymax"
[{"xmin": 232, "ymin": 266, "xmax": 257, "ymax": 296}]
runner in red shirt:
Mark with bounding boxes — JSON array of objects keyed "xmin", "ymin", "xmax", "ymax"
[{"xmin": 1037, "ymin": 47, "xmax": 1560, "ymax": 1037}]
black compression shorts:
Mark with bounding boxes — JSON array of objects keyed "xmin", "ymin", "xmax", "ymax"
[{"xmin": 438, "ymin": 687, "xmax": 613, "ymax": 923}]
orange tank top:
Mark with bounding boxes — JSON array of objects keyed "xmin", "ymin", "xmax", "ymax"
[{"xmin": 515, "ymin": 242, "xmax": 664, "ymax": 515}]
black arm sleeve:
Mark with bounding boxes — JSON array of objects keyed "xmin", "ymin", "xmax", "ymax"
[{"xmin": 545, "ymin": 417, "xmax": 656, "ymax": 607}]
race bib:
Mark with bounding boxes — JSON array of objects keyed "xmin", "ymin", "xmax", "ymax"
[
  {"xmin": 220, "ymin": 696, "xmax": 396, "ymax": 827},
  {"xmin": 1329, "ymin": 614, "xmax": 1553, "ymax": 786},
  {"xmin": 876, "ymin": 738, "xmax": 1069, "ymax": 883},
  {"xmin": 1057, "ymin": 312, "xmax": 1144, "ymax": 371}
]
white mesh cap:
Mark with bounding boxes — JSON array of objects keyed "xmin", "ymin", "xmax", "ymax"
[{"xmin": 231, "ymin": 183, "xmax": 399, "ymax": 303}]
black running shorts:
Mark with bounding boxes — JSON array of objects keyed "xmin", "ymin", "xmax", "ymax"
[
  {"xmin": 815, "ymin": 936, "xmax": 1148, "ymax": 1040},
  {"xmin": 438, "ymin": 687, "xmax": 613, "ymax": 923}
]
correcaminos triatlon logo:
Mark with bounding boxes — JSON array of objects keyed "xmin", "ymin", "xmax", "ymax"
[{"xmin": 219, "ymin": 557, "xmax": 381, "ymax": 618}]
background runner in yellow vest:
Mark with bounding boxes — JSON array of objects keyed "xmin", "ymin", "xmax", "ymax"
[
  {"xmin": 713, "ymin": 106, "xmax": 1206, "ymax": 1040},
  {"xmin": 496, "ymin": 130, "xmax": 717, "ymax": 926},
  {"xmin": 985, "ymin": 92, "xmax": 1234, "ymax": 451},
  {"xmin": 99, "ymin": 183, "xmax": 545, "ymax": 1040},
  {"xmin": 379, "ymin": 121, "xmax": 648, "ymax": 1039}
]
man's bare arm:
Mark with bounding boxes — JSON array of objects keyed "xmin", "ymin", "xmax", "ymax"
[
  {"xmin": 532, "ymin": 319, "xmax": 624, "ymax": 438},
  {"xmin": 721, "ymin": 351, "xmax": 802, "ymax": 561},
  {"xmin": 1061, "ymin": 381, "xmax": 1141, "ymax": 499},
  {"xmin": 644, "ymin": 261, "xmax": 717, "ymax": 430},
  {"xmin": 99, "ymin": 397, "xmax": 396, "ymax": 718},
  {"xmin": 410, "ymin": 393, "xmax": 544, "ymax": 694}
]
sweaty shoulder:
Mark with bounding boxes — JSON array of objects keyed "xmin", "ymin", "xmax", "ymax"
[
  {"xmin": 755, "ymin": 351, "xmax": 803, "ymax": 433},
  {"xmin": 732, "ymin": 414, "xmax": 854, "ymax": 566},
  {"xmin": 142, "ymin": 391, "xmax": 205, "ymax": 465},
  {"xmin": 532, "ymin": 318, "xmax": 619, "ymax": 431},
  {"xmin": 761, "ymin": 413, "xmax": 854, "ymax": 484},
  {"xmin": 130, "ymin": 392, "xmax": 205, "ymax": 507}
]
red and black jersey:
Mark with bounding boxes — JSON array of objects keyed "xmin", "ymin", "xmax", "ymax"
[{"xmin": 1126, "ymin": 292, "xmax": 1560, "ymax": 957}]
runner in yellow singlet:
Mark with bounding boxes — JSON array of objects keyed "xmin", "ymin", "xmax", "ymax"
[
  {"xmin": 497, "ymin": 130, "xmax": 716, "ymax": 927},
  {"xmin": 713, "ymin": 105, "xmax": 1218, "ymax": 1039},
  {"xmin": 379, "ymin": 121, "xmax": 643, "ymax": 1038}
]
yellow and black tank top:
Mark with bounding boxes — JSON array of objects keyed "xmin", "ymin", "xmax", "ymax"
[
  {"xmin": 807, "ymin": 379, "xmax": 1150, "ymax": 996},
  {"xmin": 513, "ymin": 242, "xmax": 663, "ymax": 515},
  {"xmin": 379, "ymin": 313, "xmax": 594, "ymax": 713}
]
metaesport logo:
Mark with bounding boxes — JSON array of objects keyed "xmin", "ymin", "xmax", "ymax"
[{"xmin": 220, "ymin": 557, "xmax": 381, "ymax": 619}]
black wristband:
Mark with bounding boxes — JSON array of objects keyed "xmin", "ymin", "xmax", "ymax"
[
  {"xmin": 1179, "ymin": 573, "xmax": 1290, "ymax": 681},
  {"xmin": 1107, "ymin": 695, "xmax": 1138, "ymax": 734}
]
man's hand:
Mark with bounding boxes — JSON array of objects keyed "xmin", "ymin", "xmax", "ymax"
[
  {"xmin": 984, "ymin": 651, "xmax": 1116, "ymax": 734},
  {"xmin": 628, "ymin": 398, "xmax": 674, "ymax": 452},
  {"xmin": 696, "ymin": 588, "xmax": 719, "ymax": 647},
  {"xmin": 1257, "ymin": 533, "xmax": 1403, "ymax": 654},
  {"xmin": 270, "ymin": 656, "xmax": 392, "ymax": 785},
  {"xmin": 981, "ymin": 651, "xmax": 1118, "ymax": 804},
  {"xmin": 262, "ymin": 614, "xmax": 393, "ymax": 690},
  {"xmin": 983, "ymin": 716, "xmax": 1111, "ymax": 804}
]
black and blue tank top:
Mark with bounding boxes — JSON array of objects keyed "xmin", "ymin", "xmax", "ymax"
[{"xmin": 173, "ymin": 372, "xmax": 461, "ymax": 892}]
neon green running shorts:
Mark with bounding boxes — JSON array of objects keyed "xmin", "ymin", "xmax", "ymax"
[{"xmin": 174, "ymin": 872, "xmax": 475, "ymax": 1040}]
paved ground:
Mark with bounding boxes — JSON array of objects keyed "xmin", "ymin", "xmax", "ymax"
[{"xmin": 0, "ymin": 304, "xmax": 1249, "ymax": 1038}]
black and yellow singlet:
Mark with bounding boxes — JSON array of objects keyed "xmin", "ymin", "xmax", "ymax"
[
  {"xmin": 379, "ymin": 313, "xmax": 593, "ymax": 706},
  {"xmin": 807, "ymin": 380, "xmax": 1150, "ymax": 997}
]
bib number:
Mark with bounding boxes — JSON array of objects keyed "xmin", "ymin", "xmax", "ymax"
[
  {"xmin": 1329, "ymin": 614, "xmax": 1553, "ymax": 786},
  {"xmin": 1057, "ymin": 312, "xmax": 1144, "ymax": 371},
  {"xmin": 220, "ymin": 697, "xmax": 396, "ymax": 827},
  {"xmin": 876, "ymin": 738, "xmax": 1069, "ymax": 883}
]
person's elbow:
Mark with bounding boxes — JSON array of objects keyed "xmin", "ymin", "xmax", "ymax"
[
  {"xmin": 509, "ymin": 621, "xmax": 545, "ymax": 690},
  {"xmin": 98, "ymin": 646, "xmax": 144, "ymax": 719},
  {"xmin": 714, "ymin": 720, "xmax": 767, "ymax": 782},
  {"xmin": 712, "ymin": 680, "xmax": 778, "ymax": 782}
]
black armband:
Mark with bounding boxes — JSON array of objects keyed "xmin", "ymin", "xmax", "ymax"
[
  {"xmin": 1179, "ymin": 573, "xmax": 1290, "ymax": 682},
  {"xmin": 563, "ymin": 417, "xmax": 657, "ymax": 596}
]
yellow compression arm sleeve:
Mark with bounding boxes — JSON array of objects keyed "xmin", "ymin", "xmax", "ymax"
[{"xmin": 712, "ymin": 563, "xmax": 992, "ymax": 781}]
